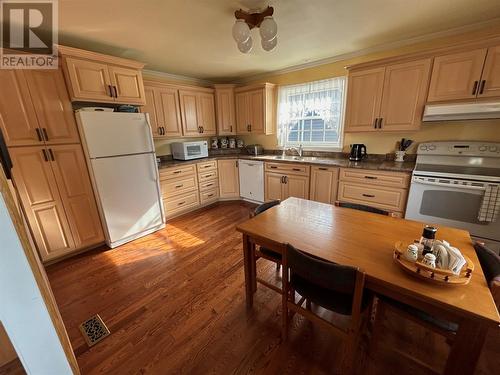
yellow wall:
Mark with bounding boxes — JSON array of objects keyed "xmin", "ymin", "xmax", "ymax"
[{"xmin": 240, "ymin": 23, "xmax": 500, "ymax": 154}]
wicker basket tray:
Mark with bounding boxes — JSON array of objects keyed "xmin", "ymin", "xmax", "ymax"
[{"xmin": 393, "ymin": 241, "xmax": 474, "ymax": 285}]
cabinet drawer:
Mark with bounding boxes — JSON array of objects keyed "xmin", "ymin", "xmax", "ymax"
[
  {"xmin": 161, "ymin": 175, "xmax": 197, "ymax": 197},
  {"xmin": 197, "ymin": 160, "xmax": 217, "ymax": 172},
  {"xmin": 160, "ymin": 164, "xmax": 196, "ymax": 180},
  {"xmin": 164, "ymin": 190, "xmax": 199, "ymax": 217},
  {"xmin": 198, "ymin": 169, "xmax": 218, "ymax": 182},
  {"xmin": 265, "ymin": 162, "xmax": 310, "ymax": 176},
  {"xmin": 199, "ymin": 179, "xmax": 219, "ymax": 192},
  {"xmin": 200, "ymin": 188, "xmax": 219, "ymax": 205},
  {"xmin": 337, "ymin": 181, "xmax": 408, "ymax": 213},
  {"xmin": 339, "ymin": 168, "xmax": 410, "ymax": 189}
]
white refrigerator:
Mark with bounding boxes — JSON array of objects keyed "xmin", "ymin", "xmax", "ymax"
[{"xmin": 75, "ymin": 111, "xmax": 165, "ymax": 248}]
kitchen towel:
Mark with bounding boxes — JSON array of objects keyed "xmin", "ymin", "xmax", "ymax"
[{"xmin": 478, "ymin": 184, "xmax": 500, "ymax": 223}]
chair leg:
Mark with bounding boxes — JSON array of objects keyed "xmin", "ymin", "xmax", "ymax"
[
  {"xmin": 276, "ymin": 262, "xmax": 281, "ymax": 272},
  {"xmin": 368, "ymin": 299, "xmax": 386, "ymax": 359},
  {"xmin": 342, "ymin": 329, "xmax": 360, "ymax": 375},
  {"xmin": 306, "ymin": 299, "xmax": 311, "ymax": 311}
]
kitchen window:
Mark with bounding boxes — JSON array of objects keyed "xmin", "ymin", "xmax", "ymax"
[{"xmin": 277, "ymin": 77, "xmax": 346, "ymax": 151}]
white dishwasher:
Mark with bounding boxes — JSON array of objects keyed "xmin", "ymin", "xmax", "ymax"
[{"xmin": 239, "ymin": 160, "xmax": 264, "ymax": 203}]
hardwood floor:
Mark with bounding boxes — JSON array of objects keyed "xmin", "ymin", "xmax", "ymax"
[{"xmin": 40, "ymin": 201, "xmax": 499, "ymax": 375}]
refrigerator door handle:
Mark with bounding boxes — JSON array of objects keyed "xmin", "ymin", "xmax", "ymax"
[{"xmin": 144, "ymin": 113, "xmax": 156, "ymax": 153}]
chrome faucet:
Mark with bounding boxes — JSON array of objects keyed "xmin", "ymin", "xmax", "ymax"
[{"xmin": 283, "ymin": 144, "xmax": 303, "ymax": 158}]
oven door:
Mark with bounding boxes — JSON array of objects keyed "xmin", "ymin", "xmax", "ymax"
[{"xmin": 405, "ymin": 175, "xmax": 500, "ymax": 243}]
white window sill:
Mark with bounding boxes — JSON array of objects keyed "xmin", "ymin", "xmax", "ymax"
[{"xmin": 278, "ymin": 145, "xmax": 344, "ymax": 153}]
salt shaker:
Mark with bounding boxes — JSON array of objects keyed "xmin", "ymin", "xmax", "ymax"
[
  {"xmin": 422, "ymin": 253, "xmax": 436, "ymax": 268},
  {"xmin": 420, "ymin": 226, "xmax": 437, "ymax": 256},
  {"xmin": 405, "ymin": 244, "xmax": 419, "ymax": 262}
]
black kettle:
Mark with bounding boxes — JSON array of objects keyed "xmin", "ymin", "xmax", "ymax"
[{"xmin": 349, "ymin": 144, "xmax": 367, "ymax": 161}]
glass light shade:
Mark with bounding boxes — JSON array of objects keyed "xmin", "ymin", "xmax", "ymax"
[
  {"xmin": 261, "ymin": 35, "xmax": 277, "ymax": 51},
  {"xmin": 259, "ymin": 16, "xmax": 277, "ymax": 42},
  {"xmin": 232, "ymin": 19, "xmax": 250, "ymax": 43},
  {"xmin": 237, "ymin": 36, "xmax": 253, "ymax": 53}
]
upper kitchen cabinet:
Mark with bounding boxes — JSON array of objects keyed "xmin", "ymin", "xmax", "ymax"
[
  {"xmin": 427, "ymin": 49, "xmax": 487, "ymax": 102},
  {"xmin": 479, "ymin": 45, "xmax": 500, "ymax": 98},
  {"xmin": 178, "ymin": 88, "xmax": 216, "ymax": 137},
  {"xmin": 0, "ymin": 69, "xmax": 79, "ymax": 146},
  {"xmin": 345, "ymin": 58, "xmax": 431, "ymax": 132},
  {"xmin": 427, "ymin": 45, "xmax": 500, "ymax": 101},
  {"xmin": 142, "ymin": 81, "xmax": 183, "ymax": 138},
  {"xmin": 214, "ymin": 84, "xmax": 236, "ymax": 135},
  {"xmin": 235, "ymin": 83, "xmax": 276, "ymax": 135},
  {"xmin": 59, "ymin": 45, "xmax": 146, "ymax": 105}
]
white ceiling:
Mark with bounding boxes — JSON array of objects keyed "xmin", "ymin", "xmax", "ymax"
[{"xmin": 57, "ymin": 0, "xmax": 500, "ymax": 81}]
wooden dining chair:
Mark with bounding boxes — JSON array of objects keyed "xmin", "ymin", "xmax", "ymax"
[
  {"xmin": 335, "ymin": 200, "xmax": 397, "ymax": 217},
  {"xmin": 369, "ymin": 241, "xmax": 500, "ymax": 374},
  {"xmin": 250, "ymin": 200, "xmax": 283, "ymax": 294},
  {"xmin": 283, "ymin": 243, "xmax": 372, "ymax": 374}
]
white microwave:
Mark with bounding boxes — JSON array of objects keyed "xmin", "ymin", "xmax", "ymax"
[{"xmin": 171, "ymin": 141, "xmax": 209, "ymax": 160}]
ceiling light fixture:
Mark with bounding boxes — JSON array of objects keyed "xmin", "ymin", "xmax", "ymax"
[{"xmin": 232, "ymin": 6, "xmax": 277, "ymax": 53}]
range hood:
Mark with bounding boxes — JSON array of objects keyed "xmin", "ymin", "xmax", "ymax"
[{"xmin": 422, "ymin": 101, "xmax": 500, "ymax": 122}]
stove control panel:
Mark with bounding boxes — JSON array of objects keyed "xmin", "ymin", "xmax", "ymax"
[{"xmin": 417, "ymin": 142, "xmax": 500, "ymax": 157}]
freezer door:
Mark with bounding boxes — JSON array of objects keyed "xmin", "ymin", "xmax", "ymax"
[
  {"xmin": 76, "ymin": 111, "xmax": 154, "ymax": 158},
  {"xmin": 90, "ymin": 153, "xmax": 164, "ymax": 247}
]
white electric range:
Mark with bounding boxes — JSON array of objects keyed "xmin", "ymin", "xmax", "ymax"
[{"xmin": 405, "ymin": 141, "xmax": 500, "ymax": 253}]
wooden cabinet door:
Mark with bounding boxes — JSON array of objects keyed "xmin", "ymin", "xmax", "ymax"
[
  {"xmin": 378, "ymin": 59, "xmax": 431, "ymax": 131},
  {"xmin": 427, "ymin": 49, "xmax": 487, "ymax": 102},
  {"xmin": 9, "ymin": 146, "xmax": 75, "ymax": 261},
  {"xmin": 248, "ymin": 89, "xmax": 264, "ymax": 133},
  {"xmin": 235, "ymin": 92, "xmax": 250, "ymax": 133},
  {"xmin": 479, "ymin": 45, "xmax": 500, "ymax": 98},
  {"xmin": 24, "ymin": 69, "xmax": 80, "ymax": 144},
  {"xmin": 142, "ymin": 86, "xmax": 162, "ymax": 137},
  {"xmin": 284, "ymin": 174, "xmax": 309, "ymax": 200},
  {"xmin": 179, "ymin": 90, "xmax": 201, "ymax": 136},
  {"xmin": 218, "ymin": 159, "xmax": 240, "ymax": 198},
  {"xmin": 215, "ymin": 87, "xmax": 236, "ymax": 135},
  {"xmin": 64, "ymin": 57, "xmax": 113, "ymax": 102},
  {"xmin": 310, "ymin": 166, "xmax": 339, "ymax": 204},
  {"xmin": 265, "ymin": 173, "xmax": 283, "ymax": 201},
  {"xmin": 345, "ymin": 67, "xmax": 385, "ymax": 132},
  {"xmin": 0, "ymin": 70, "xmax": 42, "ymax": 146},
  {"xmin": 109, "ymin": 65, "xmax": 146, "ymax": 105},
  {"xmin": 49, "ymin": 144, "xmax": 104, "ymax": 249},
  {"xmin": 197, "ymin": 92, "xmax": 217, "ymax": 136},
  {"xmin": 156, "ymin": 87, "xmax": 183, "ymax": 137}
]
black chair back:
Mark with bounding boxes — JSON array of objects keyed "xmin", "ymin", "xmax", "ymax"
[
  {"xmin": 336, "ymin": 201, "xmax": 391, "ymax": 216},
  {"xmin": 473, "ymin": 242, "xmax": 500, "ymax": 285},
  {"xmin": 254, "ymin": 200, "xmax": 280, "ymax": 216},
  {"xmin": 286, "ymin": 244, "xmax": 358, "ymax": 294}
]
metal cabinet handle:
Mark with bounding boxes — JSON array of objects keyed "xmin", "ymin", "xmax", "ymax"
[
  {"xmin": 207, "ymin": 193, "xmax": 214, "ymax": 197},
  {"xmin": 112, "ymin": 86, "xmax": 118, "ymax": 98},
  {"xmin": 364, "ymin": 176, "xmax": 377, "ymax": 179},
  {"xmin": 42, "ymin": 149, "xmax": 49, "ymax": 162},
  {"xmin": 373, "ymin": 118, "xmax": 378, "ymax": 129},
  {"xmin": 36, "ymin": 128, "xmax": 43, "ymax": 142},
  {"xmin": 108, "ymin": 85, "xmax": 113, "ymax": 97},
  {"xmin": 230, "ymin": 125, "xmax": 233, "ymax": 132},
  {"xmin": 42, "ymin": 128, "xmax": 49, "ymax": 141},
  {"xmin": 362, "ymin": 193, "xmax": 375, "ymax": 198},
  {"xmin": 378, "ymin": 118, "xmax": 383, "ymax": 129},
  {"xmin": 479, "ymin": 80, "xmax": 486, "ymax": 95},
  {"xmin": 319, "ymin": 167, "xmax": 328, "ymax": 171},
  {"xmin": 201, "ymin": 126, "xmax": 204, "ymax": 133},
  {"xmin": 178, "ymin": 201, "xmax": 185, "ymax": 206},
  {"xmin": 48, "ymin": 148, "xmax": 55, "ymax": 161},
  {"xmin": 175, "ymin": 184, "xmax": 183, "ymax": 188},
  {"xmin": 292, "ymin": 168, "xmax": 301, "ymax": 171},
  {"xmin": 173, "ymin": 170, "xmax": 182, "ymax": 174},
  {"xmin": 284, "ymin": 176, "xmax": 288, "ymax": 184},
  {"xmin": 206, "ymin": 183, "xmax": 213, "ymax": 187},
  {"xmin": 270, "ymin": 166, "xmax": 278, "ymax": 169},
  {"xmin": 472, "ymin": 80, "xmax": 479, "ymax": 95}
]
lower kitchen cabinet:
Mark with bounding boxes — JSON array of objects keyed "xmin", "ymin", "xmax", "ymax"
[
  {"xmin": 264, "ymin": 162, "xmax": 310, "ymax": 201},
  {"xmin": 10, "ymin": 144, "xmax": 104, "ymax": 261},
  {"xmin": 265, "ymin": 172, "xmax": 284, "ymax": 201},
  {"xmin": 337, "ymin": 168, "xmax": 410, "ymax": 215},
  {"xmin": 309, "ymin": 166, "xmax": 339, "ymax": 204},
  {"xmin": 217, "ymin": 159, "xmax": 240, "ymax": 199}
]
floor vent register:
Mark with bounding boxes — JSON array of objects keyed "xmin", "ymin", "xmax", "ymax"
[{"xmin": 79, "ymin": 314, "xmax": 110, "ymax": 347}]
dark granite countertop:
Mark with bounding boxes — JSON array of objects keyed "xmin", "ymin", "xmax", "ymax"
[{"xmin": 158, "ymin": 154, "xmax": 415, "ymax": 173}]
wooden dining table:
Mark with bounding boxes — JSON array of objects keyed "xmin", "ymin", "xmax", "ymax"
[{"xmin": 236, "ymin": 197, "xmax": 500, "ymax": 375}]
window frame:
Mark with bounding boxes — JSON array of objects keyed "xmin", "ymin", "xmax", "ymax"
[{"xmin": 276, "ymin": 77, "xmax": 347, "ymax": 152}]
